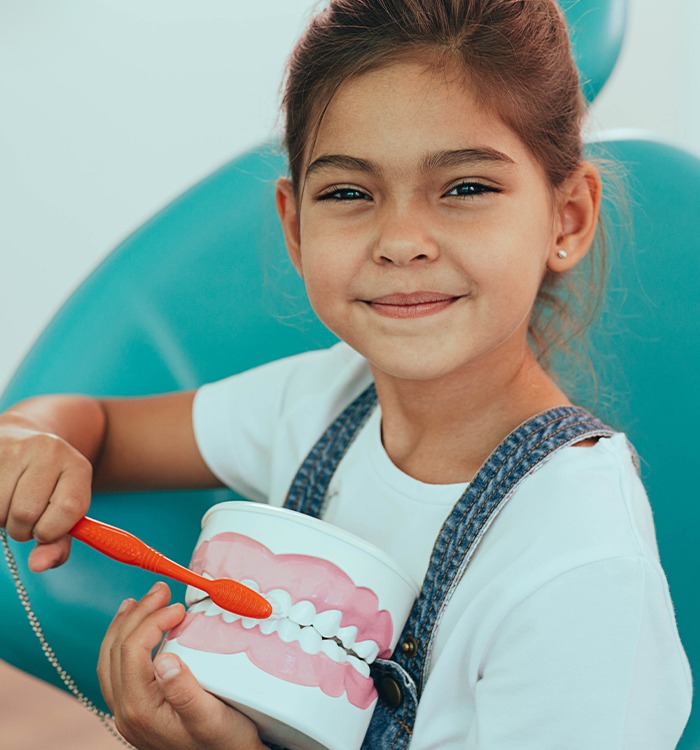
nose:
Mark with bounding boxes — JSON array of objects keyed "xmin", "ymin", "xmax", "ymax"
[{"xmin": 372, "ymin": 203, "xmax": 440, "ymax": 266}]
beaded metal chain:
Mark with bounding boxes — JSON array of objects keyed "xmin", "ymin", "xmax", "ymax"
[{"xmin": 0, "ymin": 528, "xmax": 135, "ymax": 748}]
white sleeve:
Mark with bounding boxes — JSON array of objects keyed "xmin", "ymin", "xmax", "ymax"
[
  {"xmin": 467, "ymin": 556, "xmax": 692, "ymax": 750},
  {"xmin": 191, "ymin": 344, "xmax": 372, "ymax": 503},
  {"xmin": 192, "ymin": 354, "xmax": 297, "ymax": 502}
]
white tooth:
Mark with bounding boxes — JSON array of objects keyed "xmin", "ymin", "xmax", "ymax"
[
  {"xmin": 337, "ymin": 625, "xmax": 358, "ymax": 649},
  {"xmin": 320, "ymin": 638, "xmax": 346, "ymax": 663},
  {"xmin": 204, "ymin": 601, "xmax": 223, "ymax": 617},
  {"xmin": 188, "ymin": 600, "xmax": 209, "ymax": 614},
  {"xmin": 221, "ymin": 611, "xmax": 241, "ymax": 623},
  {"xmin": 347, "ymin": 655, "xmax": 371, "ymax": 678},
  {"xmin": 185, "ymin": 573, "xmax": 214, "ymax": 606},
  {"xmin": 277, "ymin": 620, "xmax": 302, "ymax": 643},
  {"xmin": 266, "ymin": 589, "xmax": 292, "ymax": 618},
  {"xmin": 241, "ymin": 617, "xmax": 258, "ymax": 629},
  {"xmin": 289, "ymin": 600, "xmax": 316, "ymax": 626},
  {"xmin": 239, "ymin": 579, "xmax": 259, "ymax": 592},
  {"xmin": 352, "ymin": 640, "xmax": 380, "ymax": 663},
  {"xmin": 185, "ymin": 586, "xmax": 208, "ymax": 606},
  {"xmin": 314, "ymin": 609, "xmax": 343, "ymax": 638},
  {"xmin": 297, "ymin": 626, "xmax": 322, "ymax": 655},
  {"xmin": 259, "ymin": 617, "xmax": 279, "ymax": 636}
]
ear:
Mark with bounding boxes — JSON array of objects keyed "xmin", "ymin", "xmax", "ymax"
[
  {"xmin": 547, "ymin": 161, "xmax": 602, "ymax": 272},
  {"xmin": 275, "ymin": 177, "xmax": 303, "ymax": 276}
]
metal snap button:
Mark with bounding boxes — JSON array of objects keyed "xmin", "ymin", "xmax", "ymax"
[
  {"xmin": 378, "ymin": 676, "xmax": 403, "ymax": 708},
  {"xmin": 400, "ymin": 635, "xmax": 418, "ymax": 657}
]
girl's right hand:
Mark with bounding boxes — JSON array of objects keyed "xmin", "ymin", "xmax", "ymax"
[
  {"xmin": 0, "ymin": 389, "xmax": 219, "ymax": 573},
  {"xmin": 0, "ymin": 413, "xmax": 93, "ymax": 572}
]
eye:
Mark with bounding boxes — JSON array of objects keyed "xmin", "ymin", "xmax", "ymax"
[
  {"xmin": 316, "ymin": 186, "xmax": 371, "ymax": 202},
  {"xmin": 445, "ymin": 181, "xmax": 501, "ymax": 199}
]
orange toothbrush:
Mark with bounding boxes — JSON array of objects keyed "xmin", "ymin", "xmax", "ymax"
[{"xmin": 69, "ymin": 516, "xmax": 272, "ymax": 619}]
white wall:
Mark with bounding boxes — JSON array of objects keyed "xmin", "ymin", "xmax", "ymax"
[{"xmin": 1, "ymin": 0, "xmax": 698, "ymax": 392}]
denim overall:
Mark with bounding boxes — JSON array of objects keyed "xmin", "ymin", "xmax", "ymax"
[{"xmin": 274, "ymin": 383, "xmax": 621, "ymax": 749}]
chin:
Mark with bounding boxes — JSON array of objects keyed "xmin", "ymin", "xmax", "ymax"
[{"xmin": 367, "ymin": 352, "xmax": 470, "ymax": 384}]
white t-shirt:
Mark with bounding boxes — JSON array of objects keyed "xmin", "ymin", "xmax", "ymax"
[{"xmin": 193, "ymin": 342, "xmax": 692, "ymax": 749}]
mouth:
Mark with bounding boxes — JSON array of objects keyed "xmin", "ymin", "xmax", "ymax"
[
  {"xmin": 166, "ymin": 532, "xmax": 393, "ymax": 710},
  {"xmin": 363, "ymin": 291, "xmax": 463, "ymax": 319}
]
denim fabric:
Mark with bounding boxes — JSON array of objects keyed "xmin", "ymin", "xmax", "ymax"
[
  {"xmin": 284, "ymin": 384, "xmax": 378, "ymax": 519},
  {"xmin": 282, "ymin": 386, "xmax": 618, "ymax": 750}
]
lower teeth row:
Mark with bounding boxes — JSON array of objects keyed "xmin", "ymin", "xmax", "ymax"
[{"xmin": 188, "ymin": 599, "xmax": 374, "ymax": 676}]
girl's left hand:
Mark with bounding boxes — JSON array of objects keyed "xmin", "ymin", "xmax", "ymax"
[{"xmin": 98, "ymin": 581, "xmax": 266, "ymax": 750}]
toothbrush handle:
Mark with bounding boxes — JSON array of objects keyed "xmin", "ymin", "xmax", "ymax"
[{"xmin": 70, "ymin": 516, "xmax": 207, "ymax": 590}]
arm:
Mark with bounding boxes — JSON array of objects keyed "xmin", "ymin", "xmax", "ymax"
[{"xmin": 0, "ymin": 391, "xmax": 222, "ymax": 571}]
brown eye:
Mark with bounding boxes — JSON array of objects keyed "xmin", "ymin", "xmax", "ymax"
[
  {"xmin": 445, "ymin": 182, "xmax": 500, "ymax": 198},
  {"xmin": 317, "ymin": 187, "xmax": 371, "ymax": 202}
]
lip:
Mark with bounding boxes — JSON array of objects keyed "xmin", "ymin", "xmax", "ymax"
[{"xmin": 364, "ymin": 291, "xmax": 462, "ymax": 319}]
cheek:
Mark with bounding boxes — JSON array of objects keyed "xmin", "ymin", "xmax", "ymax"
[
  {"xmin": 298, "ymin": 228, "xmax": 362, "ymax": 295},
  {"xmin": 297, "ymin": 252, "xmax": 347, "ymax": 320},
  {"xmin": 466, "ymin": 241, "xmax": 548, "ymax": 314}
]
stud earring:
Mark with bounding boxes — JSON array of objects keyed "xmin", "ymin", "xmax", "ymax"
[{"xmin": 556, "ymin": 249, "xmax": 568, "ymax": 260}]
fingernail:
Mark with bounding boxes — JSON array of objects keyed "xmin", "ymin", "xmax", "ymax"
[
  {"xmin": 154, "ymin": 654, "xmax": 181, "ymax": 680},
  {"xmin": 117, "ymin": 599, "xmax": 135, "ymax": 615}
]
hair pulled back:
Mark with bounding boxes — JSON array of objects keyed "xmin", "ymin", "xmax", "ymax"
[
  {"xmin": 282, "ymin": 0, "xmax": 585, "ymax": 195},
  {"xmin": 279, "ymin": 0, "xmax": 610, "ymax": 388}
]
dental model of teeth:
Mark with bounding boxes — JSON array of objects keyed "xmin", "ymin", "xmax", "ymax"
[{"xmin": 188, "ymin": 578, "xmax": 380, "ymax": 678}]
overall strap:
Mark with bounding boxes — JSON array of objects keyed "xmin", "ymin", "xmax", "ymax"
[
  {"xmin": 394, "ymin": 406, "xmax": 616, "ymax": 695},
  {"xmin": 281, "ymin": 387, "xmax": 618, "ymax": 749},
  {"xmin": 283, "ymin": 383, "xmax": 378, "ymax": 516},
  {"xmin": 362, "ymin": 406, "xmax": 616, "ymax": 750}
]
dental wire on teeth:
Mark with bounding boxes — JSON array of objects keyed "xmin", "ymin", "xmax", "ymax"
[{"xmin": 0, "ymin": 529, "xmax": 136, "ymax": 749}]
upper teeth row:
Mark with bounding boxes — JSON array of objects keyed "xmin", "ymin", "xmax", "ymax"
[{"xmin": 189, "ymin": 577, "xmax": 380, "ymax": 666}]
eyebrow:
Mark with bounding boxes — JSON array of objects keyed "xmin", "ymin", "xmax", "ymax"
[{"xmin": 304, "ymin": 147, "xmax": 516, "ymax": 179}]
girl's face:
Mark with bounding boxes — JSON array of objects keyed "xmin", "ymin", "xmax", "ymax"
[{"xmin": 277, "ymin": 59, "xmax": 595, "ymax": 384}]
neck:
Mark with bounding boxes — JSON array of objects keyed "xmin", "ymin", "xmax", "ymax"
[{"xmin": 371, "ymin": 345, "xmax": 570, "ymax": 484}]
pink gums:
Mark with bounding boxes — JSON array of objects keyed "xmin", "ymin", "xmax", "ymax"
[{"xmin": 166, "ymin": 532, "xmax": 395, "ymax": 710}]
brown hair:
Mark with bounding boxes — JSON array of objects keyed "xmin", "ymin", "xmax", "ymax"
[{"xmin": 279, "ymin": 0, "xmax": 621, "ymax": 394}]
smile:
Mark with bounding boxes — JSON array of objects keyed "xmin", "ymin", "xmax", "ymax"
[
  {"xmin": 165, "ymin": 532, "xmax": 394, "ymax": 709},
  {"xmin": 364, "ymin": 291, "xmax": 462, "ymax": 319}
]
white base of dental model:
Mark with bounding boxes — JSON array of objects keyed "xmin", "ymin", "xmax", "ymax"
[{"xmin": 158, "ymin": 502, "xmax": 419, "ymax": 750}]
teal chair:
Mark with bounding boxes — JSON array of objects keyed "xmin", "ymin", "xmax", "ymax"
[
  {"xmin": 0, "ymin": 142, "xmax": 336, "ymax": 712},
  {"xmin": 561, "ymin": 0, "xmax": 628, "ymax": 102},
  {"xmin": 2, "ymin": 0, "xmax": 698, "ymax": 745}
]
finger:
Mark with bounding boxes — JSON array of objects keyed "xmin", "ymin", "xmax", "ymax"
[
  {"xmin": 104, "ymin": 583, "xmax": 174, "ymax": 711},
  {"xmin": 153, "ymin": 653, "xmax": 261, "ymax": 745},
  {"xmin": 5, "ymin": 467, "xmax": 59, "ymax": 541},
  {"xmin": 27, "ymin": 537, "xmax": 72, "ymax": 572},
  {"xmin": 118, "ymin": 600, "xmax": 186, "ymax": 705},
  {"xmin": 98, "ymin": 597, "xmax": 136, "ymax": 711},
  {"xmin": 114, "ymin": 582, "xmax": 173, "ymax": 645},
  {"xmin": 102, "ymin": 584, "xmax": 169, "ymax": 687},
  {"xmin": 0, "ymin": 462, "xmax": 22, "ymax": 527},
  {"xmin": 33, "ymin": 461, "xmax": 92, "ymax": 543},
  {"xmin": 153, "ymin": 653, "xmax": 219, "ymax": 721},
  {"xmin": 107, "ymin": 601, "xmax": 187, "ymax": 749}
]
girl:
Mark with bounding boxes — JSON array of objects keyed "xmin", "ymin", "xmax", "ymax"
[{"xmin": 0, "ymin": 1, "xmax": 691, "ymax": 748}]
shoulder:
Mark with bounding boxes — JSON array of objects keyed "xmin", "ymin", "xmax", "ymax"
[
  {"xmin": 520, "ymin": 432, "xmax": 659, "ymax": 563},
  {"xmin": 189, "ymin": 343, "xmax": 372, "ymax": 500},
  {"xmin": 192, "ymin": 343, "xmax": 373, "ymax": 487},
  {"xmin": 453, "ymin": 433, "xmax": 666, "ymax": 625},
  {"xmin": 195, "ymin": 341, "xmax": 371, "ymax": 419}
]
